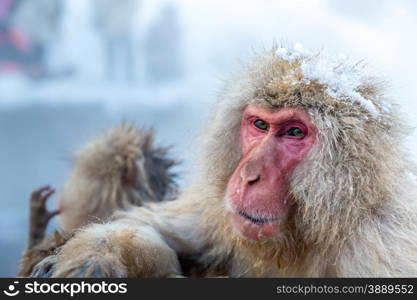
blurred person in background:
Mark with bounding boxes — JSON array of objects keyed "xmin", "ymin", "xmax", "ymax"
[
  {"xmin": 92, "ymin": 0, "xmax": 139, "ymax": 84},
  {"xmin": 0, "ymin": 0, "xmax": 23, "ymax": 74},
  {"xmin": 145, "ymin": 3, "xmax": 183, "ymax": 84},
  {"xmin": 9, "ymin": 0, "xmax": 63, "ymax": 79}
]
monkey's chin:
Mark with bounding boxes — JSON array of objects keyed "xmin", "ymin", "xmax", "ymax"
[{"xmin": 230, "ymin": 213, "xmax": 281, "ymax": 241}]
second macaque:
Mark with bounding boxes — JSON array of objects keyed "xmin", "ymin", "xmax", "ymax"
[{"xmin": 19, "ymin": 125, "xmax": 176, "ymax": 277}]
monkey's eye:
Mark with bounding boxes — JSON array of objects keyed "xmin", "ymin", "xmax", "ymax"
[
  {"xmin": 284, "ymin": 127, "xmax": 305, "ymax": 137},
  {"xmin": 253, "ymin": 119, "xmax": 269, "ymax": 131}
]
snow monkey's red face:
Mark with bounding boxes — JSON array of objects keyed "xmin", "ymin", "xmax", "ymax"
[{"xmin": 226, "ymin": 104, "xmax": 317, "ymax": 241}]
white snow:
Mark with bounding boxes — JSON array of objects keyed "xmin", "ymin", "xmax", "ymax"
[
  {"xmin": 275, "ymin": 42, "xmax": 311, "ymax": 62},
  {"xmin": 276, "ymin": 43, "xmax": 380, "ymax": 116},
  {"xmin": 407, "ymin": 172, "xmax": 417, "ymax": 183}
]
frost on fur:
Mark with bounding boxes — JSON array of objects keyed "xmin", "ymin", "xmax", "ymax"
[{"xmin": 274, "ymin": 43, "xmax": 388, "ymax": 118}]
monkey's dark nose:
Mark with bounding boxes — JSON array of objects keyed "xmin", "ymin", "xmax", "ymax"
[{"xmin": 248, "ymin": 175, "xmax": 261, "ymax": 186}]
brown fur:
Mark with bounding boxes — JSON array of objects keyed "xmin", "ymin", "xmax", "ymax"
[
  {"xmin": 35, "ymin": 46, "xmax": 417, "ymax": 278},
  {"xmin": 19, "ymin": 231, "xmax": 69, "ymax": 277},
  {"xmin": 193, "ymin": 48, "xmax": 417, "ymax": 276},
  {"xmin": 21, "ymin": 125, "xmax": 176, "ymax": 277},
  {"xmin": 58, "ymin": 124, "xmax": 177, "ymax": 232}
]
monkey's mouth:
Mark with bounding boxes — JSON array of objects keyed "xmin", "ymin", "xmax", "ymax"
[
  {"xmin": 230, "ymin": 209, "xmax": 282, "ymax": 241},
  {"xmin": 236, "ymin": 210, "xmax": 279, "ymax": 225}
]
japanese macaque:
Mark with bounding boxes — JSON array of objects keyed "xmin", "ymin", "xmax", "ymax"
[
  {"xmin": 19, "ymin": 125, "xmax": 176, "ymax": 277},
  {"xmin": 33, "ymin": 46, "xmax": 417, "ymax": 277},
  {"xmin": 57, "ymin": 125, "xmax": 176, "ymax": 232}
]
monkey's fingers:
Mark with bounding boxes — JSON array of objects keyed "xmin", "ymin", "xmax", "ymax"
[
  {"xmin": 52, "ymin": 256, "xmax": 127, "ymax": 278},
  {"xmin": 30, "ymin": 186, "xmax": 51, "ymax": 201},
  {"xmin": 30, "ymin": 255, "xmax": 58, "ymax": 278},
  {"xmin": 39, "ymin": 188, "xmax": 55, "ymax": 206},
  {"xmin": 46, "ymin": 209, "xmax": 61, "ymax": 221},
  {"xmin": 30, "ymin": 186, "xmax": 55, "ymax": 208}
]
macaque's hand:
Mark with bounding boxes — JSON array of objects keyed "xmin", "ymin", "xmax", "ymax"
[
  {"xmin": 28, "ymin": 186, "xmax": 60, "ymax": 248},
  {"xmin": 52, "ymin": 255, "xmax": 127, "ymax": 278},
  {"xmin": 31, "ymin": 252, "xmax": 127, "ymax": 278},
  {"xmin": 30, "ymin": 186, "xmax": 60, "ymax": 222},
  {"xmin": 37, "ymin": 223, "xmax": 181, "ymax": 278},
  {"xmin": 30, "ymin": 255, "xmax": 58, "ymax": 278}
]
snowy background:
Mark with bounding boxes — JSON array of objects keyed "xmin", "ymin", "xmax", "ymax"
[{"xmin": 1, "ymin": 0, "xmax": 417, "ymax": 277}]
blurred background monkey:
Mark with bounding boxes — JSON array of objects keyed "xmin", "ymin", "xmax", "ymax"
[{"xmin": 19, "ymin": 124, "xmax": 176, "ymax": 276}]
